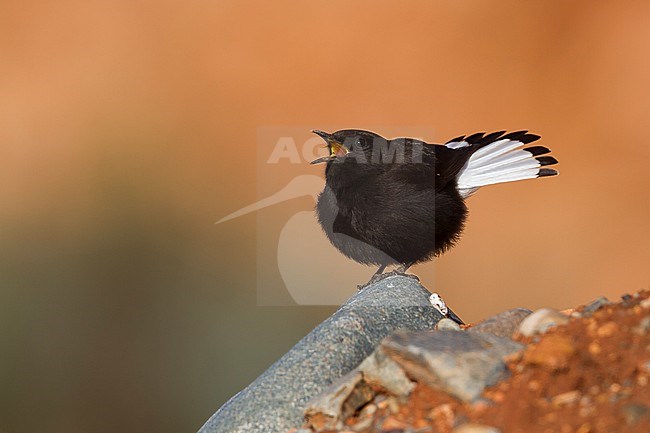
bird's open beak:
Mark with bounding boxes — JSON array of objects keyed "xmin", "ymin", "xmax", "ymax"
[{"xmin": 310, "ymin": 130, "xmax": 349, "ymax": 165}]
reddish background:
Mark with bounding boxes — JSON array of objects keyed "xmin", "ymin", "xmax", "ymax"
[{"xmin": 1, "ymin": 1, "xmax": 648, "ymax": 432}]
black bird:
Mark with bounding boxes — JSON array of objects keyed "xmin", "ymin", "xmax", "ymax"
[{"xmin": 311, "ymin": 129, "xmax": 558, "ymax": 288}]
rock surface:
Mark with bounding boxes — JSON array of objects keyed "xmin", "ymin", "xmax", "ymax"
[
  {"xmin": 300, "ymin": 289, "xmax": 650, "ymax": 433},
  {"xmin": 357, "ymin": 347, "xmax": 414, "ymax": 397},
  {"xmin": 303, "ymin": 371, "xmax": 374, "ymax": 432},
  {"xmin": 436, "ymin": 317, "xmax": 463, "ymax": 331},
  {"xmin": 517, "ymin": 307, "xmax": 569, "ymax": 337},
  {"xmin": 582, "ymin": 296, "xmax": 612, "ymax": 314},
  {"xmin": 198, "ymin": 275, "xmax": 444, "ymax": 433},
  {"xmin": 468, "ymin": 308, "xmax": 531, "ymax": 338},
  {"xmin": 382, "ymin": 330, "xmax": 524, "ymax": 402}
]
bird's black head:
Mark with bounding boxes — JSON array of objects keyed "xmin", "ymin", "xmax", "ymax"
[{"xmin": 310, "ymin": 129, "xmax": 385, "ymax": 166}]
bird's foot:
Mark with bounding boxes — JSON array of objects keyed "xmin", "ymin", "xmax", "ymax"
[
  {"xmin": 393, "ymin": 269, "xmax": 420, "ymax": 282},
  {"xmin": 429, "ymin": 292, "xmax": 464, "ymax": 325},
  {"xmin": 357, "ymin": 269, "xmax": 420, "ymax": 290},
  {"xmin": 357, "ymin": 271, "xmax": 392, "ymax": 290},
  {"xmin": 394, "ymin": 262, "xmax": 419, "ymax": 281}
]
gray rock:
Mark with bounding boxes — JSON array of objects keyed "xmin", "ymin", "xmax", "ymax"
[
  {"xmin": 304, "ymin": 371, "xmax": 374, "ymax": 432},
  {"xmin": 622, "ymin": 403, "xmax": 650, "ymax": 426},
  {"xmin": 197, "ymin": 275, "xmax": 444, "ymax": 433},
  {"xmin": 468, "ymin": 308, "xmax": 532, "ymax": 339},
  {"xmin": 453, "ymin": 423, "xmax": 501, "ymax": 433},
  {"xmin": 436, "ymin": 317, "xmax": 463, "ymax": 331},
  {"xmin": 357, "ymin": 347, "xmax": 414, "ymax": 397},
  {"xmin": 517, "ymin": 308, "xmax": 569, "ymax": 337},
  {"xmin": 583, "ymin": 296, "xmax": 612, "ymax": 314},
  {"xmin": 382, "ymin": 330, "xmax": 524, "ymax": 402}
]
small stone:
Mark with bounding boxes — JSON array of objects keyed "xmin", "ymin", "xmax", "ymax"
[
  {"xmin": 588, "ymin": 341, "xmax": 601, "ymax": 355},
  {"xmin": 583, "ymin": 296, "xmax": 612, "ymax": 314},
  {"xmin": 357, "ymin": 347, "xmax": 415, "ymax": 397},
  {"xmin": 523, "ymin": 334, "xmax": 576, "ymax": 371},
  {"xmin": 386, "ymin": 396, "xmax": 400, "ymax": 414},
  {"xmin": 502, "ymin": 350, "xmax": 523, "ymax": 364},
  {"xmin": 304, "ymin": 371, "xmax": 375, "ymax": 432},
  {"xmin": 586, "ymin": 319, "xmax": 598, "ymax": 336},
  {"xmin": 609, "ymin": 383, "xmax": 622, "ymax": 393},
  {"xmin": 383, "ymin": 330, "xmax": 523, "ymax": 402},
  {"xmin": 490, "ymin": 391, "xmax": 505, "ymax": 403},
  {"xmin": 375, "ymin": 396, "xmax": 389, "ymax": 410},
  {"xmin": 436, "ymin": 317, "xmax": 463, "ymax": 331},
  {"xmin": 452, "ymin": 423, "xmax": 501, "ymax": 433},
  {"xmin": 622, "ymin": 403, "xmax": 650, "ymax": 425},
  {"xmin": 430, "ymin": 404, "xmax": 455, "ymax": 431},
  {"xmin": 351, "ymin": 416, "xmax": 373, "ymax": 431},
  {"xmin": 579, "ymin": 405, "xmax": 595, "ymax": 418},
  {"xmin": 471, "ymin": 398, "xmax": 492, "ymax": 414},
  {"xmin": 596, "ymin": 321, "xmax": 618, "ymax": 337},
  {"xmin": 579, "ymin": 395, "xmax": 593, "ymax": 407},
  {"xmin": 359, "ymin": 403, "xmax": 377, "ymax": 418},
  {"xmin": 517, "ymin": 308, "xmax": 570, "ymax": 337},
  {"xmin": 468, "ymin": 308, "xmax": 532, "ymax": 339},
  {"xmin": 552, "ymin": 390, "xmax": 581, "ymax": 406}
]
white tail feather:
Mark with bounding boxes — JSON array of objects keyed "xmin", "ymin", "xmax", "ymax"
[
  {"xmin": 470, "ymin": 157, "xmax": 540, "ymax": 177},
  {"xmin": 470, "ymin": 139, "xmax": 522, "ymax": 162},
  {"xmin": 469, "ymin": 149, "xmax": 535, "ymax": 173},
  {"xmin": 456, "ymin": 139, "xmax": 542, "ymax": 196}
]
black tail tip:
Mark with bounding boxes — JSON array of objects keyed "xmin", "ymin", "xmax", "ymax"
[
  {"xmin": 538, "ymin": 168, "xmax": 559, "ymax": 177},
  {"xmin": 524, "ymin": 145, "xmax": 551, "ymax": 157},
  {"xmin": 537, "ymin": 156, "xmax": 558, "ymax": 166}
]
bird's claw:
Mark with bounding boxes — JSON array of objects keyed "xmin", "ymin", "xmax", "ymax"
[
  {"xmin": 357, "ymin": 271, "xmax": 392, "ymax": 290},
  {"xmin": 393, "ymin": 269, "xmax": 420, "ymax": 282},
  {"xmin": 358, "ymin": 269, "xmax": 420, "ymax": 290}
]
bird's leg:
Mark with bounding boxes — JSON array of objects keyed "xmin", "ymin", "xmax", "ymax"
[
  {"xmin": 396, "ymin": 262, "xmax": 412, "ymax": 273},
  {"xmin": 429, "ymin": 292, "xmax": 465, "ymax": 325},
  {"xmin": 373, "ymin": 264, "xmax": 387, "ymax": 276},
  {"xmin": 394, "ymin": 262, "xmax": 419, "ymax": 282},
  {"xmin": 357, "ymin": 264, "xmax": 388, "ymax": 290}
]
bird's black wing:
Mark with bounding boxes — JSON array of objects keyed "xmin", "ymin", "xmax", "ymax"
[
  {"xmin": 428, "ymin": 144, "xmax": 474, "ymax": 192},
  {"xmin": 378, "ymin": 138, "xmax": 474, "ymax": 192}
]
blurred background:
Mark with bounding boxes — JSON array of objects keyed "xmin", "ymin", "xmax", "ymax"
[{"xmin": 1, "ymin": 1, "xmax": 649, "ymax": 432}]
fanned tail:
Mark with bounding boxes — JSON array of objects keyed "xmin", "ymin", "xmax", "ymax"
[{"xmin": 445, "ymin": 131, "xmax": 558, "ymax": 198}]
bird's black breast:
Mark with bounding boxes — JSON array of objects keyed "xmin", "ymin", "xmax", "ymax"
[{"xmin": 316, "ymin": 158, "xmax": 468, "ymax": 266}]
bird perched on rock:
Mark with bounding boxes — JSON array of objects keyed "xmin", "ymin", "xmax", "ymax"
[{"xmin": 311, "ymin": 129, "xmax": 558, "ymax": 321}]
